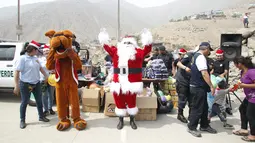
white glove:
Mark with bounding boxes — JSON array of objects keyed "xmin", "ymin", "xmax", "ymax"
[
  {"xmin": 141, "ymin": 28, "xmax": 153, "ymax": 46},
  {"xmin": 98, "ymin": 28, "xmax": 110, "ymax": 45}
]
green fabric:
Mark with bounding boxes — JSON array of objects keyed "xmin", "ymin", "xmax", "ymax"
[{"xmin": 30, "ymin": 93, "xmax": 35, "ymax": 101}]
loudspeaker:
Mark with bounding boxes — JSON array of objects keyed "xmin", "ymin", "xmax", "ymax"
[{"xmin": 220, "ymin": 34, "xmax": 242, "ymax": 61}]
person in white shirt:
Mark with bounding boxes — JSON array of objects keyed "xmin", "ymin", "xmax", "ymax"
[
  {"xmin": 243, "ymin": 13, "xmax": 249, "ymax": 28},
  {"xmin": 39, "ymin": 44, "xmax": 56, "ymax": 116},
  {"xmin": 14, "ymin": 40, "xmax": 50, "ymax": 129},
  {"xmin": 188, "ymin": 42, "xmax": 217, "ymax": 137}
]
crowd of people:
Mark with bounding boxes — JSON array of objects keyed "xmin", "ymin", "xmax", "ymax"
[
  {"xmin": 124, "ymin": 41, "xmax": 254, "ymax": 141},
  {"xmin": 12, "ymin": 36, "xmax": 255, "ymax": 141}
]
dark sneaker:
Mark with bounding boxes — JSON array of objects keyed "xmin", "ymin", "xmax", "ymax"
[
  {"xmin": 200, "ymin": 126, "xmax": 217, "ymax": 134},
  {"xmin": 177, "ymin": 114, "xmax": 188, "ymax": 123},
  {"xmin": 43, "ymin": 111, "xmax": 49, "ymax": 116},
  {"xmin": 223, "ymin": 122, "xmax": 234, "ymax": 129},
  {"xmin": 187, "ymin": 128, "xmax": 202, "ymax": 137},
  {"xmin": 39, "ymin": 117, "xmax": 50, "ymax": 122},
  {"xmin": 49, "ymin": 109, "xmax": 55, "ymax": 115},
  {"xmin": 20, "ymin": 121, "xmax": 26, "ymax": 129},
  {"xmin": 226, "ymin": 108, "xmax": 233, "ymax": 115}
]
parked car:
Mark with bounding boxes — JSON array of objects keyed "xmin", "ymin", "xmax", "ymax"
[{"xmin": 0, "ymin": 41, "xmax": 45, "ymax": 106}]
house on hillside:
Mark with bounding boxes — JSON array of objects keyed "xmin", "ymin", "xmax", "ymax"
[{"xmin": 212, "ymin": 10, "xmax": 226, "ymax": 18}]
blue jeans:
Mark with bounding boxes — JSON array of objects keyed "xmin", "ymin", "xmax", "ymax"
[
  {"xmin": 207, "ymin": 92, "xmax": 214, "ymax": 114},
  {"xmin": 20, "ymin": 81, "xmax": 44, "ymax": 121},
  {"xmin": 42, "ymin": 83, "xmax": 54, "ymax": 111}
]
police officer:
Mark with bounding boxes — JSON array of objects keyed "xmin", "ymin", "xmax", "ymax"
[
  {"xmin": 175, "ymin": 49, "xmax": 193, "ymax": 123},
  {"xmin": 187, "ymin": 42, "xmax": 217, "ymax": 137}
]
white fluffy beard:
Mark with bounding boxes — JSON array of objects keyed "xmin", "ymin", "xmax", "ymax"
[{"xmin": 117, "ymin": 43, "xmax": 137, "ymax": 67}]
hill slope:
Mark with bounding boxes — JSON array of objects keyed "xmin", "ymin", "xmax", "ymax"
[{"xmin": 0, "ymin": 0, "xmax": 247, "ymax": 42}]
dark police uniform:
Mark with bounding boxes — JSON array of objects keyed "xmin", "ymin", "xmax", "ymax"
[
  {"xmin": 175, "ymin": 53, "xmax": 193, "ymax": 116},
  {"xmin": 188, "ymin": 52, "xmax": 211, "ymax": 130}
]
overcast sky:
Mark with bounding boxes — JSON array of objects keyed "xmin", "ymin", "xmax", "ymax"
[{"xmin": 0, "ymin": 0, "xmax": 176, "ymax": 8}]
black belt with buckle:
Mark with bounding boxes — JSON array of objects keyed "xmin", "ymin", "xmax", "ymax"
[{"xmin": 114, "ymin": 68, "xmax": 142, "ymax": 74}]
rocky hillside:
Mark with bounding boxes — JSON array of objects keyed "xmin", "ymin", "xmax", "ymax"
[
  {"xmin": 0, "ymin": 0, "xmax": 246, "ymax": 43},
  {"xmin": 152, "ymin": 1, "xmax": 255, "ymax": 48},
  {"xmin": 152, "ymin": 0, "xmax": 255, "ymax": 59}
]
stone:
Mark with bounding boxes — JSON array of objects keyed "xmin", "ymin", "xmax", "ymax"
[
  {"xmin": 248, "ymin": 49, "xmax": 254, "ymax": 57},
  {"xmin": 242, "ymin": 46, "xmax": 249, "ymax": 57},
  {"xmin": 252, "ymin": 57, "xmax": 255, "ymax": 64}
]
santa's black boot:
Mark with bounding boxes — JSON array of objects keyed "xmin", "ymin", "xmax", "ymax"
[
  {"xmin": 117, "ymin": 117, "xmax": 124, "ymax": 130},
  {"xmin": 130, "ymin": 115, "xmax": 137, "ymax": 130}
]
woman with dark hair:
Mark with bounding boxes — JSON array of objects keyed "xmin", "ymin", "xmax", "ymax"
[
  {"xmin": 14, "ymin": 40, "xmax": 50, "ymax": 129},
  {"xmin": 232, "ymin": 56, "xmax": 255, "ymax": 142}
]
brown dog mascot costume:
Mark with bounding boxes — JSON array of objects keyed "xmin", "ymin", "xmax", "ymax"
[{"xmin": 45, "ymin": 30, "xmax": 87, "ymax": 131}]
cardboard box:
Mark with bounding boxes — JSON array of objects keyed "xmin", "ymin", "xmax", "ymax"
[
  {"xmin": 135, "ymin": 93, "xmax": 157, "ymax": 121},
  {"xmin": 170, "ymin": 90, "xmax": 177, "ymax": 96},
  {"xmin": 104, "ymin": 92, "xmax": 118, "ymax": 117},
  {"xmin": 82, "ymin": 88, "xmax": 101, "ymax": 113},
  {"xmin": 104, "ymin": 89, "xmax": 158, "ymax": 121},
  {"xmin": 171, "ymin": 95, "xmax": 178, "ymax": 108}
]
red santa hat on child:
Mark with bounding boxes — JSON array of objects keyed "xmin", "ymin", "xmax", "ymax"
[
  {"xmin": 216, "ymin": 49, "xmax": 224, "ymax": 56},
  {"xmin": 28, "ymin": 40, "xmax": 41, "ymax": 49},
  {"xmin": 42, "ymin": 44, "xmax": 50, "ymax": 52},
  {"xmin": 179, "ymin": 48, "xmax": 187, "ymax": 54}
]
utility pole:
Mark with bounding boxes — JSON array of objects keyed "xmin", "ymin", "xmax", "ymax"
[
  {"xmin": 17, "ymin": 0, "xmax": 22, "ymax": 41},
  {"xmin": 117, "ymin": 0, "xmax": 120, "ymax": 41}
]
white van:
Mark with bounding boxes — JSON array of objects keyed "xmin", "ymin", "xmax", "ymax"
[
  {"xmin": 0, "ymin": 42, "xmax": 37, "ymax": 106},
  {"xmin": 0, "ymin": 42, "xmax": 24, "ymax": 88}
]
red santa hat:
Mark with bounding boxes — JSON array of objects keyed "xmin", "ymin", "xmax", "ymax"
[
  {"xmin": 42, "ymin": 44, "xmax": 50, "ymax": 52},
  {"xmin": 179, "ymin": 48, "xmax": 187, "ymax": 54},
  {"xmin": 120, "ymin": 35, "xmax": 138, "ymax": 47},
  {"xmin": 28, "ymin": 40, "xmax": 41, "ymax": 49},
  {"xmin": 216, "ymin": 49, "xmax": 224, "ymax": 56}
]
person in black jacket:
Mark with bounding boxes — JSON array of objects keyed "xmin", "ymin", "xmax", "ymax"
[
  {"xmin": 157, "ymin": 45, "xmax": 174, "ymax": 76},
  {"xmin": 72, "ymin": 34, "xmax": 81, "ymax": 54},
  {"xmin": 175, "ymin": 49, "xmax": 193, "ymax": 123}
]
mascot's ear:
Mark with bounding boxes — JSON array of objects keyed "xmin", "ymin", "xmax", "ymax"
[
  {"xmin": 63, "ymin": 30, "xmax": 73, "ymax": 38},
  {"xmin": 45, "ymin": 30, "xmax": 56, "ymax": 38}
]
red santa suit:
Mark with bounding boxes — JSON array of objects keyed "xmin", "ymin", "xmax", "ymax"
[{"xmin": 99, "ymin": 30, "xmax": 153, "ymax": 117}]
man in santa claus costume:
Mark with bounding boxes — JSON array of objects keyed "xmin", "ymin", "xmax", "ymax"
[{"xmin": 98, "ymin": 28, "xmax": 153, "ymax": 130}]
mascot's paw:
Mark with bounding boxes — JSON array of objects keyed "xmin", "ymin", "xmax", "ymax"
[
  {"xmin": 56, "ymin": 119, "xmax": 71, "ymax": 131},
  {"xmin": 141, "ymin": 28, "xmax": 153, "ymax": 46},
  {"xmin": 66, "ymin": 48, "xmax": 77, "ymax": 60},
  {"xmin": 98, "ymin": 28, "xmax": 110, "ymax": 45},
  {"xmin": 74, "ymin": 118, "xmax": 87, "ymax": 131}
]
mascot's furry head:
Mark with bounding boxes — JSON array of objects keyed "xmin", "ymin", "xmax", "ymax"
[{"xmin": 45, "ymin": 30, "xmax": 73, "ymax": 54}]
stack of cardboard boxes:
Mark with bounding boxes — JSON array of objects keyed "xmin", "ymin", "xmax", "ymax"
[
  {"xmin": 104, "ymin": 88, "xmax": 158, "ymax": 121},
  {"xmin": 81, "ymin": 86, "xmax": 158, "ymax": 121}
]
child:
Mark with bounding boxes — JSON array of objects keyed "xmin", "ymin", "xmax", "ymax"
[{"xmin": 208, "ymin": 80, "xmax": 234, "ymax": 129}]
